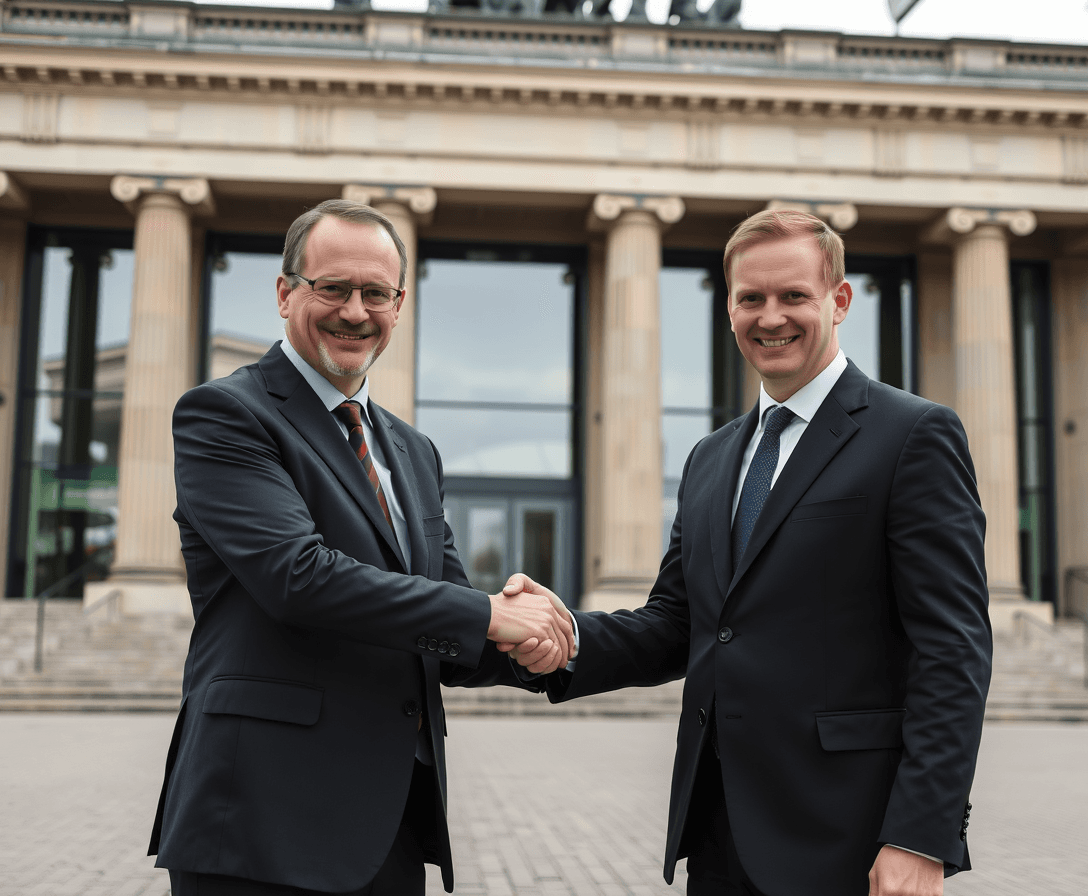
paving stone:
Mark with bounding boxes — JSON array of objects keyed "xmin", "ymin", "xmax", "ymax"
[{"xmin": 1, "ymin": 715, "xmax": 1086, "ymax": 895}]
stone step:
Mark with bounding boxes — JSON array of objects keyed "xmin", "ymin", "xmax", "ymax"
[{"xmin": 3, "ymin": 601, "xmax": 1088, "ymax": 718}]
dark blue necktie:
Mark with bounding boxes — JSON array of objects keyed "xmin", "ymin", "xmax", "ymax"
[{"xmin": 732, "ymin": 406, "xmax": 796, "ymax": 564}]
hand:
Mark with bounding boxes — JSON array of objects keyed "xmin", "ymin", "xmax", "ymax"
[
  {"xmin": 487, "ymin": 575, "xmax": 574, "ymax": 674},
  {"xmin": 868, "ymin": 845, "xmax": 943, "ymax": 896},
  {"xmin": 491, "ymin": 574, "xmax": 575, "ymax": 674}
]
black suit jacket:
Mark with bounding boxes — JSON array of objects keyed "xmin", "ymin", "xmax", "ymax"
[
  {"xmin": 149, "ymin": 344, "xmax": 535, "ymax": 892},
  {"xmin": 549, "ymin": 362, "xmax": 992, "ymax": 895}
]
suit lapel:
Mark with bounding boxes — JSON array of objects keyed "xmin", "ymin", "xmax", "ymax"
[
  {"xmin": 709, "ymin": 407, "xmax": 758, "ymax": 601},
  {"xmin": 260, "ymin": 347, "xmax": 407, "ymax": 569},
  {"xmin": 368, "ymin": 401, "xmax": 428, "ymax": 576},
  {"xmin": 727, "ymin": 363, "xmax": 869, "ymax": 595}
]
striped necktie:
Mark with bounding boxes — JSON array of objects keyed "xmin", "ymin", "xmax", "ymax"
[
  {"xmin": 333, "ymin": 401, "xmax": 394, "ymax": 532},
  {"xmin": 731, "ymin": 405, "xmax": 796, "ymax": 564}
]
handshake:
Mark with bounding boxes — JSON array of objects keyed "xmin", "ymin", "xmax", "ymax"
[{"xmin": 486, "ymin": 574, "xmax": 574, "ymax": 675}]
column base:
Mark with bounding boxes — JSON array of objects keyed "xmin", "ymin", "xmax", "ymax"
[
  {"xmin": 579, "ymin": 579, "xmax": 655, "ymax": 613},
  {"xmin": 84, "ymin": 579, "xmax": 191, "ymax": 617}
]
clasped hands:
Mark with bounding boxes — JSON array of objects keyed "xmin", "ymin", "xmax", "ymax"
[{"xmin": 487, "ymin": 574, "xmax": 573, "ymax": 674}]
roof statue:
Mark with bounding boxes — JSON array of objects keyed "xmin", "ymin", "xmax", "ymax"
[{"xmin": 335, "ymin": 0, "xmax": 742, "ymax": 25}]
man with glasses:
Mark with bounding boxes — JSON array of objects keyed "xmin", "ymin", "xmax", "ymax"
[{"xmin": 150, "ymin": 199, "xmax": 574, "ymax": 896}]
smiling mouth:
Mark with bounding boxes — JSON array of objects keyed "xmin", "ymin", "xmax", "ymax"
[
  {"xmin": 325, "ymin": 329, "xmax": 375, "ymax": 342},
  {"xmin": 756, "ymin": 336, "xmax": 799, "ymax": 347}
]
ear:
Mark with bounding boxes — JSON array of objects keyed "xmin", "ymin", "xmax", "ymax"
[
  {"xmin": 727, "ymin": 293, "xmax": 737, "ymax": 332},
  {"xmin": 276, "ymin": 274, "xmax": 294, "ymax": 321},
  {"xmin": 390, "ymin": 289, "xmax": 405, "ymax": 329},
  {"xmin": 831, "ymin": 279, "xmax": 852, "ymax": 325}
]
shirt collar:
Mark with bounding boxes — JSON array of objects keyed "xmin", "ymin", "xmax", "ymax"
[
  {"xmin": 757, "ymin": 349, "xmax": 848, "ymax": 427},
  {"xmin": 278, "ymin": 337, "xmax": 372, "ymax": 426}
]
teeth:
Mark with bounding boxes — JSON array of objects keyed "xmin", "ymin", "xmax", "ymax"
[{"xmin": 759, "ymin": 337, "xmax": 794, "ymax": 347}]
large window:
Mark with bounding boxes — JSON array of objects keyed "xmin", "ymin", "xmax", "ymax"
[
  {"xmin": 659, "ymin": 253, "xmax": 745, "ymax": 550},
  {"xmin": 7, "ymin": 229, "xmax": 134, "ymax": 599},
  {"xmin": 202, "ymin": 234, "xmax": 286, "ymax": 382},
  {"xmin": 1012, "ymin": 262, "xmax": 1056, "ymax": 605},
  {"xmin": 416, "ymin": 243, "xmax": 583, "ymax": 601},
  {"xmin": 841, "ymin": 257, "xmax": 916, "ymax": 392}
]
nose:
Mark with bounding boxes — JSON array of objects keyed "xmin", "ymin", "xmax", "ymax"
[
  {"xmin": 338, "ymin": 288, "xmax": 372, "ymax": 322},
  {"xmin": 757, "ymin": 297, "xmax": 787, "ymax": 330}
]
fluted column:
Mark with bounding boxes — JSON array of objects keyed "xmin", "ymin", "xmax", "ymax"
[
  {"xmin": 946, "ymin": 207, "xmax": 1035, "ymax": 606},
  {"xmin": 0, "ymin": 173, "xmax": 29, "ymax": 596},
  {"xmin": 585, "ymin": 193, "xmax": 684, "ymax": 612},
  {"xmin": 84, "ymin": 176, "xmax": 213, "ymax": 615},
  {"xmin": 342, "ymin": 184, "xmax": 436, "ymax": 424}
]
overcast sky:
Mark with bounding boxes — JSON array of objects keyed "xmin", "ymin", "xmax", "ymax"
[{"xmin": 196, "ymin": 0, "xmax": 1088, "ymax": 45}]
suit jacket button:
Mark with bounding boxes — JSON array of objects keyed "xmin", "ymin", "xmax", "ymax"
[
  {"xmin": 403, "ymin": 700, "xmax": 421, "ymax": 717},
  {"xmin": 427, "ymin": 639, "xmax": 438, "ymax": 651},
  {"xmin": 448, "ymin": 643, "xmax": 461, "ymax": 657},
  {"xmin": 438, "ymin": 641, "xmax": 449, "ymax": 654},
  {"xmin": 417, "ymin": 636, "xmax": 428, "ymax": 649},
  {"xmin": 717, "ymin": 627, "xmax": 733, "ymax": 643},
  {"xmin": 697, "ymin": 708, "xmax": 706, "ymax": 726}
]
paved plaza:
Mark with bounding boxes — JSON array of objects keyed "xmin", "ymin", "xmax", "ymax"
[{"xmin": 0, "ymin": 714, "xmax": 1085, "ymax": 896}]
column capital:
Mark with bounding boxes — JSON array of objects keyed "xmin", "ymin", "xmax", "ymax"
[
  {"xmin": 109, "ymin": 175, "xmax": 215, "ymax": 217},
  {"xmin": 342, "ymin": 184, "xmax": 437, "ymax": 222},
  {"xmin": 588, "ymin": 193, "xmax": 685, "ymax": 232},
  {"xmin": 923, "ymin": 207, "xmax": 1037, "ymax": 244},
  {"xmin": 0, "ymin": 172, "xmax": 29, "ymax": 211},
  {"xmin": 765, "ymin": 199, "xmax": 857, "ymax": 231}
]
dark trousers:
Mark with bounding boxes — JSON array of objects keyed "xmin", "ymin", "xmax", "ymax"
[
  {"xmin": 169, "ymin": 762, "xmax": 431, "ymax": 896},
  {"xmin": 685, "ymin": 738, "xmax": 768, "ymax": 896}
]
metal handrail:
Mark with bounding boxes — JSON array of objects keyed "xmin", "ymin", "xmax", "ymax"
[{"xmin": 31, "ymin": 552, "xmax": 113, "ymax": 673}]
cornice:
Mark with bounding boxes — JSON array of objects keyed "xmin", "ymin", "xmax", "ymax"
[{"xmin": 2, "ymin": 56, "xmax": 1088, "ymax": 135}]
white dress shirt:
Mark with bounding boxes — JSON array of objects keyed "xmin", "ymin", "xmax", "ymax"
[
  {"xmin": 279, "ymin": 338, "xmax": 410, "ymax": 568},
  {"xmin": 731, "ymin": 350, "xmax": 848, "ymax": 523}
]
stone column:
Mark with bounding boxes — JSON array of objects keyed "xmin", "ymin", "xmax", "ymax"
[
  {"xmin": 0, "ymin": 173, "xmax": 29, "ymax": 596},
  {"xmin": 582, "ymin": 240, "xmax": 606, "ymax": 601},
  {"xmin": 342, "ymin": 184, "xmax": 436, "ymax": 425},
  {"xmin": 584, "ymin": 194, "xmax": 684, "ymax": 612},
  {"xmin": 1051, "ymin": 255, "xmax": 1088, "ymax": 618},
  {"xmin": 84, "ymin": 176, "xmax": 214, "ymax": 615},
  {"xmin": 941, "ymin": 207, "xmax": 1048, "ymax": 629},
  {"xmin": 916, "ymin": 251, "xmax": 955, "ymax": 409}
]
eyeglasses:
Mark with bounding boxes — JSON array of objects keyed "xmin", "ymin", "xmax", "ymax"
[{"xmin": 286, "ymin": 274, "xmax": 403, "ymax": 311}]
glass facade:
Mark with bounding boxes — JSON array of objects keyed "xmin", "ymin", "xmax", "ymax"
[
  {"xmin": 416, "ymin": 244, "xmax": 582, "ymax": 601},
  {"xmin": 1012, "ymin": 262, "xmax": 1057, "ymax": 604},
  {"xmin": 202, "ymin": 235, "xmax": 286, "ymax": 382},
  {"xmin": 6, "ymin": 229, "xmax": 134, "ymax": 598}
]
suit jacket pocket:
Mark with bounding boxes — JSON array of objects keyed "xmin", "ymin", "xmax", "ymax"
[
  {"xmin": 815, "ymin": 707, "xmax": 905, "ymax": 751},
  {"xmin": 203, "ymin": 676, "xmax": 323, "ymax": 726},
  {"xmin": 422, "ymin": 514, "xmax": 445, "ymax": 538},
  {"xmin": 790, "ymin": 496, "xmax": 868, "ymax": 522}
]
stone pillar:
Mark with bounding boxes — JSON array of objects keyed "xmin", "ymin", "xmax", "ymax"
[
  {"xmin": 584, "ymin": 194, "xmax": 684, "ymax": 612},
  {"xmin": 342, "ymin": 184, "xmax": 436, "ymax": 425},
  {"xmin": 1051, "ymin": 255, "xmax": 1088, "ymax": 617},
  {"xmin": 582, "ymin": 240, "xmax": 606, "ymax": 602},
  {"xmin": 941, "ymin": 207, "xmax": 1049, "ymax": 630},
  {"xmin": 84, "ymin": 176, "xmax": 214, "ymax": 615},
  {"xmin": 0, "ymin": 173, "xmax": 29, "ymax": 596},
  {"xmin": 916, "ymin": 251, "xmax": 955, "ymax": 409}
]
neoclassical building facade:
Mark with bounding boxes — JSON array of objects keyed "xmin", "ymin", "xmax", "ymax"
[{"xmin": 1, "ymin": 0, "xmax": 1086, "ymax": 631}]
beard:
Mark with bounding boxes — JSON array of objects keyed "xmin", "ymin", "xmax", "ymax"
[{"xmin": 317, "ymin": 340, "xmax": 377, "ymax": 379}]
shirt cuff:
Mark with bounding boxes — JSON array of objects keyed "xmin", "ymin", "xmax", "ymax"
[{"xmin": 887, "ymin": 844, "xmax": 943, "ymax": 865}]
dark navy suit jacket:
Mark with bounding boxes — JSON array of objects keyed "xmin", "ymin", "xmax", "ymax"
[
  {"xmin": 149, "ymin": 344, "xmax": 535, "ymax": 892},
  {"xmin": 549, "ymin": 361, "xmax": 992, "ymax": 895}
]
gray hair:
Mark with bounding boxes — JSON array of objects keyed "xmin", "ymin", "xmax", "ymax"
[{"xmin": 282, "ymin": 199, "xmax": 408, "ymax": 288}]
